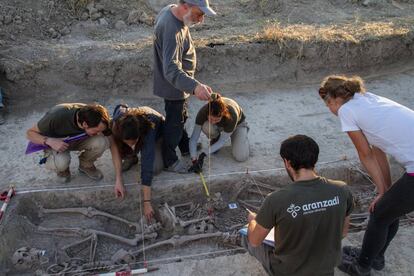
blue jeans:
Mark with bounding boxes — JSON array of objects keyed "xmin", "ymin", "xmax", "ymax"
[
  {"xmin": 0, "ymin": 87, "xmax": 4, "ymax": 108},
  {"xmin": 358, "ymin": 173, "xmax": 414, "ymax": 268},
  {"xmin": 162, "ymin": 99, "xmax": 190, "ymax": 167}
]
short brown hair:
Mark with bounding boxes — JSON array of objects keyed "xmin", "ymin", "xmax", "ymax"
[
  {"xmin": 319, "ymin": 75, "xmax": 365, "ymax": 102},
  {"xmin": 78, "ymin": 104, "xmax": 110, "ymax": 129}
]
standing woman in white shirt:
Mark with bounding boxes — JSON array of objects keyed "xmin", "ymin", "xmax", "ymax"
[{"xmin": 319, "ymin": 75, "xmax": 414, "ymax": 276}]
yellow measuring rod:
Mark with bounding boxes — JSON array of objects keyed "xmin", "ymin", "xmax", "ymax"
[{"xmin": 199, "ymin": 172, "xmax": 210, "ymax": 197}]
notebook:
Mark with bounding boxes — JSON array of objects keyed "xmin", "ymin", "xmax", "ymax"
[{"xmin": 239, "ymin": 226, "xmax": 275, "ymax": 247}]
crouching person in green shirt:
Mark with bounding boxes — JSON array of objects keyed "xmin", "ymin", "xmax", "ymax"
[
  {"xmin": 243, "ymin": 135, "xmax": 354, "ymax": 276},
  {"xmin": 26, "ymin": 103, "xmax": 111, "ymax": 183},
  {"xmin": 188, "ymin": 93, "xmax": 249, "ymax": 173}
]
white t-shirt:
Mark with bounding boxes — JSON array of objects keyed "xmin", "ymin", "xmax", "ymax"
[{"xmin": 338, "ymin": 92, "xmax": 414, "ymax": 173}]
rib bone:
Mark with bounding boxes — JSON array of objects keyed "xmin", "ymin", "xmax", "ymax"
[{"xmin": 238, "ymin": 200, "xmax": 260, "ymax": 212}]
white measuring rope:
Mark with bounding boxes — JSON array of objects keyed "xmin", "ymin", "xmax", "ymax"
[
  {"xmin": 15, "ymin": 158, "xmax": 351, "ymax": 195},
  {"xmin": 208, "ymin": 98, "xmax": 211, "ymax": 197},
  {"xmin": 247, "ymin": 172, "xmax": 266, "ymax": 202},
  {"xmin": 138, "ymin": 184, "xmax": 147, "ymax": 269}
]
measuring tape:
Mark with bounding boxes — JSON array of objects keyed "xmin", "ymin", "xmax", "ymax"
[{"xmin": 199, "ymin": 173, "xmax": 210, "ymax": 197}]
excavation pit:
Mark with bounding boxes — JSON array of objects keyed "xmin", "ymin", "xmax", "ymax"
[{"xmin": 0, "ymin": 165, "xmax": 384, "ymax": 275}]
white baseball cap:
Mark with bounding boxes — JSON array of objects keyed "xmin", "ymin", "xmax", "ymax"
[{"xmin": 184, "ymin": 0, "xmax": 217, "ymax": 16}]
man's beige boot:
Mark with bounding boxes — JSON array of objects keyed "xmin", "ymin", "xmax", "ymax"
[{"xmin": 79, "ymin": 164, "xmax": 103, "ymax": 180}]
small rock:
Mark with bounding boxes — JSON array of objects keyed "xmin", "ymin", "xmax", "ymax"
[
  {"xmin": 14, "ymin": 15, "xmax": 22, "ymax": 21},
  {"xmin": 86, "ymin": 2, "xmax": 95, "ymax": 12},
  {"xmin": 95, "ymin": 4, "xmax": 105, "ymax": 11},
  {"xmin": 127, "ymin": 10, "xmax": 140, "ymax": 24},
  {"xmin": 0, "ymin": 15, "xmax": 4, "ymax": 23},
  {"xmin": 140, "ymin": 11, "xmax": 153, "ymax": 26},
  {"xmin": 98, "ymin": 18, "xmax": 108, "ymax": 26},
  {"xmin": 80, "ymin": 12, "xmax": 89, "ymax": 21},
  {"xmin": 362, "ymin": 0, "xmax": 372, "ymax": 6},
  {"xmin": 61, "ymin": 26, "xmax": 71, "ymax": 35},
  {"xmin": 90, "ymin": 12, "xmax": 102, "ymax": 21},
  {"xmin": 114, "ymin": 20, "xmax": 126, "ymax": 30},
  {"xmin": 48, "ymin": 27, "xmax": 59, "ymax": 38},
  {"xmin": 127, "ymin": 10, "xmax": 153, "ymax": 26},
  {"xmin": 88, "ymin": 7, "xmax": 98, "ymax": 15},
  {"xmin": 4, "ymin": 15, "xmax": 12, "ymax": 25}
]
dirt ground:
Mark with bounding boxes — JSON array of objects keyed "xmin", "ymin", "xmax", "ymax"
[
  {"xmin": 1, "ymin": 0, "xmax": 414, "ymax": 275},
  {"xmin": 1, "ymin": 65, "xmax": 414, "ymax": 275}
]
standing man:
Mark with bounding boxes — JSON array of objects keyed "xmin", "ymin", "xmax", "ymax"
[
  {"xmin": 26, "ymin": 103, "xmax": 111, "ymax": 183},
  {"xmin": 244, "ymin": 135, "xmax": 354, "ymax": 276},
  {"xmin": 153, "ymin": 0, "xmax": 216, "ymax": 173}
]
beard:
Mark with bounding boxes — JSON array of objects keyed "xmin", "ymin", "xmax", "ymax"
[
  {"xmin": 183, "ymin": 10, "xmax": 199, "ymax": 27},
  {"xmin": 286, "ymin": 167, "xmax": 295, "ymax": 182}
]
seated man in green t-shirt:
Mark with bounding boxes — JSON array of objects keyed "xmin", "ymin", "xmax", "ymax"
[
  {"xmin": 243, "ymin": 135, "xmax": 354, "ymax": 276},
  {"xmin": 26, "ymin": 103, "xmax": 111, "ymax": 183}
]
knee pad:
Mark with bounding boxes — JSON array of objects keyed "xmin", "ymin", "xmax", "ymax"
[
  {"xmin": 88, "ymin": 136, "xmax": 110, "ymax": 152},
  {"xmin": 52, "ymin": 152, "xmax": 71, "ymax": 172}
]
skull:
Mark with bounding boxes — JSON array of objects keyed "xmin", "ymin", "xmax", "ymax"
[
  {"xmin": 12, "ymin": 247, "xmax": 45, "ymax": 270},
  {"xmin": 111, "ymin": 249, "xmax": 136, "ymax": 265}
]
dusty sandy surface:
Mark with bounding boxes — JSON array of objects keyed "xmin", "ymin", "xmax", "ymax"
[
  {"xmin": 1, "ymin": 1, "xmax": 414, "ymax": 275},
  {"xmin": 1, "ymin": 64, "xmax": 414, "ymax": 275},
  {"xmin": 1, "ymin": 65, "xmax": 413, "ymax": 192}
]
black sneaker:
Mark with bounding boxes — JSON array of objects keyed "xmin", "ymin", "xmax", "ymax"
[
  {"xmin": 210, "ymin": 134, "xmax": 220, "ymax": 145},
  {"xmin": 343, "ymin": 246, "xmax": 385, "ymax": 271},
  {"xmin": 121, "ymin": 156, "xmax": 139, "ymax": 172},
  {"xmin": 338, "ymin": 258, "xmax": 371, "ymax": 276},
  {"xmin": 0, "ymin": 108, "xmax": 5, "ymax": 125}
]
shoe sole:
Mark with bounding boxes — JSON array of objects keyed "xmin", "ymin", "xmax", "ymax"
[
  {"xmin": 343, "ymin": 247, "xmax": 384, "ymax": 271},
  {"xmin": 122, "ymin": 162, "xmax": 138, "ymax": 172},
  {"xmin": 79, "ymin": 168, "xmax": 103, "ymax": 180}
]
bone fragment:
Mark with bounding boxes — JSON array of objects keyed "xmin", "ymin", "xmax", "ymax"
[
  {"xmin": 131, "ymin": 232, "xmax": 224, "ymax": 256},
  {"xmin": 41, "ymin": 207, "xmax": 140, "ymax": 230},
  {"xmin": 37, "ymin": 226, "xmax": 157, "ymax": 246}
]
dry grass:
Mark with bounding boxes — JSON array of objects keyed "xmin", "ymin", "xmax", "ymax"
[
  {"xmin": 65, "ymin": 0, "xmax": 92, "ymax": 16},
  {"xmin": 259, "ymin": 21, "xmax": 411, "ymax": 44}
]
